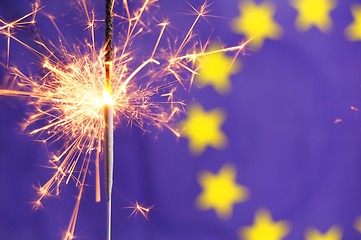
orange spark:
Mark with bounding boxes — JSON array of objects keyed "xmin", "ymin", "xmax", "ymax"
[{"xmin": 127, "ymin": 201, "xmax": 154, "ymax": 222}]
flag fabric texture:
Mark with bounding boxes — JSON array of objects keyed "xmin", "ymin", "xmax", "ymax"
[{"xmin": 1, "ymin": 0, "xmax": 361, "ymax": 239}]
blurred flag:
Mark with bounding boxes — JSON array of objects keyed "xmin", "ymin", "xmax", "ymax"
[{"xmin": 1, "ymin": 0, "xmax": 361, "ymax": 239}]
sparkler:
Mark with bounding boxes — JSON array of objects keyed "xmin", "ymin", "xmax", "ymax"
[
  {"xmin": 104, "ymin": 0, "xmax": 114, "ymax": 239},
  {"xmin": 0, "ymin": 0, "xmax": 250, "ymax": 239}
]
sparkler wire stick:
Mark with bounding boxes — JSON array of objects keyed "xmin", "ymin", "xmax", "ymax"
[{"xmin": 104, "ymin": 0, "xmax": 114, "ymax": 239}]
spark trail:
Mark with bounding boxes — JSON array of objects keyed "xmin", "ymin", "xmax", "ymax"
[{"xmin": 0, "ymin": 0, "xmax": 249, "ymax": 239}]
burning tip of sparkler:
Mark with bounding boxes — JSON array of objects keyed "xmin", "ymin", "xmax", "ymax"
[{"xmin": 102, "ymin": 89, "xmax": 114, "ymax": 106}]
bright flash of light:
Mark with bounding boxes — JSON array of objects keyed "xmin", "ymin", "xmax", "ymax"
[{"xmin": 0, "ymin": 0, "xmax": 249, "ymax": 239}]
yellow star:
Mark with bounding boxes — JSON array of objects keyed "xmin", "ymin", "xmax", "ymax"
[
  {"xmin": 196, "ymin": 164, "xmax": 248, "ymax": 219},
  {"xmin": 196, "ymin": 44, "xmax": 240, "ymax": 94},
  {"xmin": 304, "ymin": 226, "xmax": 342, "ymax": 240},
  {"xmin": 240, "ymin": 209, "xmax": 290, "ymax": 240},
  {"xmin": 179, "ymin": 104, "xmax": 227, "ymax": 155},
  {"xmin": 232, "ymin": 0, "xmax": 282, "ymax": 49},
  {"xmin": 291, "ymin": 0, "xmax": 336, "ymax": 32},
  {"xmin": 345, "ymin": 5, "xmax": 361, "ymax": 41}
]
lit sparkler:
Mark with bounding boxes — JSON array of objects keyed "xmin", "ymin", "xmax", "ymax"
[
  {"xmin": 0, "ymin": 0, "xmax": 249, "ymax": 239},
  {"xmin": 104, "ymin": 0, "xmax": 115, "ymax": 238}
]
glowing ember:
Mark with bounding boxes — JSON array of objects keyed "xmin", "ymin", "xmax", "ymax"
[{"xmin": 126, "ymin": 201, "xmax": 154, "ymax": 223}]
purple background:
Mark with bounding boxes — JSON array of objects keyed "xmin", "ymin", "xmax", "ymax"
[{"xmin": 1, "ymin": 0, "xmax": 361, "ymax": 239}]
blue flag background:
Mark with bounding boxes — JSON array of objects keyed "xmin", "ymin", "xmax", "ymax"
[{"xmin": 1, "ymin": 0, "xmax": 361, "ymax": 239}]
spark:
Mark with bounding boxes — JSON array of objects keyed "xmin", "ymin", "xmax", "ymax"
[
  {"xmin": 351, "ymin": 106, "xmax": 359, "ymax": 112},
  {"xmin": 127, "ymin": 201, "xmax": 154, "ymax": 222},
  {"xmin": 0, "ymin": 0, "xmax": 249, "ymax": 239},
  {"xmin": 334, "ymin": 118, "xmax": 343, "ymax": 124}
]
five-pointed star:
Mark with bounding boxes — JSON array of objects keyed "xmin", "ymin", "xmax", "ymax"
[
  {"xmin": 291, "ymin": 0, "xmax": 336, "ymax": 32},
  {"xmin": 345, "ymin": 4, "xmax": 361, "ymax": 41},
  {"xmin": 305, "ymin": 226, "xmax": 342, "ymax": 240},
  {"xmin": 196, "ymin": 44, "xmax": 240, "ymax": 94},
  {"xmin": 240, "ymin": 209, "xmax": 290, "ymax": 240},
  {"xmin": 179, "ymin": 104, "xmax": 227, "ymax": 155},
  {"xmin": 232, "ymin": 0, "xmax": 282, "ymax": 49},
  {"xmin": 196, "ymin": 164, "xmax": 248, "ymax": 219}
]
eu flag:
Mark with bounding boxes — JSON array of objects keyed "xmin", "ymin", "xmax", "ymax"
[{"xmin": 1, "ymin": 0, "xmax": 361, "ymax": 239}]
